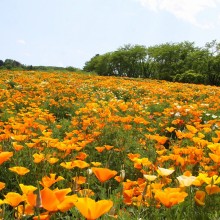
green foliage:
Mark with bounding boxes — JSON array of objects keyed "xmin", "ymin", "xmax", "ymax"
[
  {"xmin": 83, "ymin": 45, "xmax": 149, "ymax": 78},
  {"xmin": 0, "ymin": 59, "xmax": 80, "ymax": 72},
  {"xmin": 83, "ymin": 40, "xmax": 220, "ymax": 86},
  {"xmin": 173, "ymin": 70, "xmax": 207, "ymax": 84}
]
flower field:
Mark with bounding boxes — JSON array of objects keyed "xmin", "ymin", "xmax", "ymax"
[{"xmin": 0, "ymin": 70, "xmax": 220, "ymax": 219}]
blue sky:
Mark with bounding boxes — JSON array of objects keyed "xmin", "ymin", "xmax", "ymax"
[{"xmin": 1, "ymin": 0, "xmax": 220, "ymax": 69}]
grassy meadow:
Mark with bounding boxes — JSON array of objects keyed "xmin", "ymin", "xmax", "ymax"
[{"xmin": 0, "ymin": 70, "xmax": 220, "ymax": 219}]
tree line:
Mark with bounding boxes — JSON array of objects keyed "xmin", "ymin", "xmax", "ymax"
[
  {"xmin": 83, "ymin": 40, "xmax": 220, "ymax": 85},
  {"xmin": 0, "ymin": 59, "xmax": 79, "ymax": 72}
]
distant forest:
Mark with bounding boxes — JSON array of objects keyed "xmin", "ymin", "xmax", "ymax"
[
  {"xmin": 83, "ymin": 40, "xmax": 220, "ymax": 86},
  {"xmin": 0, "ymin": 59, "xmax": 79, "ymax": 72},
  {"xmin": 1, "ymin": 40, "xmax": 220, "ymax": 86}
]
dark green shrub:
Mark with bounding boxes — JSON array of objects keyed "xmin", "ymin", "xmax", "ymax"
[{"xmin": 173, "ymin": 70, "xmax": 207, "ymax": 84}]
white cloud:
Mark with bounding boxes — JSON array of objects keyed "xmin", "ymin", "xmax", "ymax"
[
  {"xmin": 17, "ymin": 39, "xmax": 26, "ymax": 45},
  {"xmin": 137, "ymin": 0, "xmax": 220, "ymax": 29}
]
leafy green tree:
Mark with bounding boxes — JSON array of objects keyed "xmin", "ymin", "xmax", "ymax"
[
  {"xmin": 4, "ymin": 59, "xmax": 23, "ymax": 69},
  {"xmin": 146, "ymin": 42, "xmax": 196, "ymax": 80},
  {"xmin": 113, "ymin": 44, "xmax": 148, "ymax": 78},
  {"xmin": 83, "ymin": 45, "xmax": 149, "ymax": 78},
  {"xmin": 204, "ymin": 40, "xmax": 220, "ymax": 85},
  {"xmin": 207, "ymin": 54, "xmax": 220, "ymax": 85}
]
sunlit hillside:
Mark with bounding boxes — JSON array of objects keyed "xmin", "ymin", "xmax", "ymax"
[{"xmin": 0, "ymin": 70, "xmax": 220, "ymax": 219}]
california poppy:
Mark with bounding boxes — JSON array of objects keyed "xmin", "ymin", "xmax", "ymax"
[
  {"xmin": 95, "ymin": 147, "xmax": 105, "ymax": 153},
  {"xmin": 209, "ymin": 153, "xmax": 220, "ymax": 164},
  {"xmin": 74, "ymin": 197, "xmax": 113, "ymax": 220},
  {"xmin": 76, "ymin": 152, "xmax": 88, "ymax": 160},
  {"xmin": 205, "ymin": 184, "xmax": 220, "ymax": 195},
  {"xmin": 12, "ymin": 142, "xmax": 24, "ymax": 151},
  {"xmin": 104, "ymin": 145, "xmax": 114, "ymax": 150},
  {"xmin": 19, "ymin": 184, "xmax": 37, "ymax": 207},
  {"xmin": 143, "ymin": 174, "xmax": 157, "ymax": 182},
  {"xmin": 71, "ymin": 160, "xmax": 90, "ymax": 169},
  {"xmin": 33, "ymin": 153, "xmax": 45, "ymax": 163},
  {"xmin": 91, "ymin": 162, "xmax": 102, "ymax": 167},
  {"xmin": 157, "ymin": 167, "xmax": 175, "ymax": 177},
  {"xmin": 154, "ymin": 187, "xmax": 188, "ymax": 208},
  {"xmin": 17, "ymin": 204, "xmax": 35, "ymax": 218},
  {"xmin": 40, "ymin": 187, "xmax": 76, "ymax": 212},
  {"xmin": 4, "ymin": 192, "xmax": 24, "ymax": 207},
  {"xmin": 92, "ymin": 167, "xmax": 117, "ymax": 183},
  {"xmin": 0, "ymin": 182, "xmax": 5, "ymax": 190},
  {"xmin": 186, "ymin": 124, "xmax": 198, "ymax": 134},
  {"xmin": 194, "ymin": 191, "xmax": 205, "ymax": 206},
  {"xmin": 40, "ymin": 173, "xmax": 64, "ymax": 188},
  {"xmin": 9, "ymin": 166, "xmax": 30, "ymax": 176},
  {"xmin": 60, "ymin": 162, "xmax": 75, "ymax": 169},
  {"xmin": 72, "ymin": 176, "xmax": 86, "ymax": 185},
  {"xmin": 177, "ymin": 175, "xmax": 196, "ymax": 187},
  {"xmin": 47, "ymin": 157, "xmax": 59, "ymax": 164},
  {"xmin": 0, "ymin": 151, "xmax": 13, "ymax": 165},
  {"xmin": 19, "ymin": 184, "xmax": 37, "ymax": 195}
]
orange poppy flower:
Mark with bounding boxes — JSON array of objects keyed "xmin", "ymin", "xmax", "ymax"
[
  {"xmin": 12, "ymin": 142, "xmax": 24, "ymax": 151},
  {"xmin": 9, "ymin": 166, "xmax": 30, "ymax": 175},
  {"xmin": 78, "ymin": 189, "xmax": 95, "ymax": 197},
  {"xmin": 60, "ymin": 162, "xmax": 75, "ymax": 169},
  {"xmin": 0, "ymin": 182, "xmax": 5, "ymax": 190},
  {"xmin": 17, "ymin": 204, "xmax": 35, "ymax": 218},
  {"xmin": 95, "ymin": 147, "xmax": 105, "ymax": 153},
  {"xmin": 194, "ymin": 191, "xmax": 205, "ymax": 206},
  {"xmin": 186, "ymin": 124, "xmax": 198, "ymax": 134},
  {"xmin": 19, "ymin": 184, "xmax": 37, "ymax": 195},
  {"xmin": 4, "ymin": 192, "xmax": 24, "ymax": 207},
  {"xmin": 209, "ymin": 153, "xmax": 220, "ymax": 163},
  {"xmin": 76, "ymin": 152, "xmax": 88, "ymax": 160},
  {"xmin": 0, "ymin": 151, "xmax": 13, "ymax": 165},
  {"xmin": 183, "ymin": 170, "xmax": 192, "ymax": 176},
  {"xmin": 71, "ymin": 160, "xmax": 90, "ymax": 169},
  {"xmin": 72, "ymin": 176, "xmax": 86, "ymax": 185},
  {"xmin": 25, "ymin": 142, "xmax": 35, "ymax": 148},
  {"xmin": 114, "ymin": 176, "xmax": 122, "ymax": 183},
  {"xmin": 40, "ymin": 187, "xmax": 76, "ymax": 212},
  {"xmin": 56, "ymin": 125, "xmax": 62, "ymax": 129},
  {"xmin": 154, "ymin": 187, "xmax": 188, "ymax": 208},
  {"xmin": 145, "ymin": 134, "xmax": 168, "ymax": 145},
  {"xmin": 40, "ymin": 173, "xmax": 64, "ymax": 188},
  {"xmin": 104, "ymin": 145, "xmax": 114, "ymax": 150},
  {"xmin": 74, "ymin": 197, "xmax": 113, "ymax": 220},
  {"xmin": 127, "ymin": 153, "xmax": 140, "ymax": 161},
  {"xmin": 91, "ymin": 162, "xmax": 102, "ymax": 167},
  {"xmin": 47, "ymin": 157, "xmax": 59, "ymax": 164},
  {"xmin": 33, "ymin": 153, "xmax": 45, "ymax": 163},
  {"xmin": 92, "ymin": 167, "xmax": 117, "ymax": 183},
  {"xmin": 207, "ymin": 143, "xmax": 220, "ymax": 154},
  {"xmin": 205, "ymin": 184, "xmax": 220, "ymax": 195},
  {"xmin": 11, "ymin": 135, "xmax": 28, "ymax": 141},
  {"xmin": 166, "ymin": 127, "xmax": 176, "ymax": 133},
  {"xmin": 19, "ymin": 184, "xmax": 37, "ymax": 207}
]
